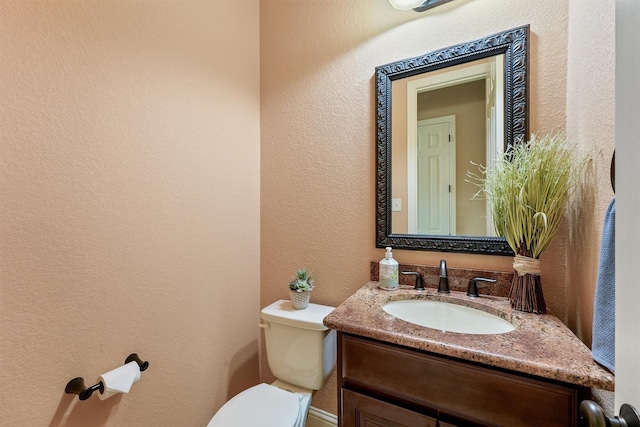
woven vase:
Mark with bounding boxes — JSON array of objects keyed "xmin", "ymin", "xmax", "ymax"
[{"xmin": 510, "ymin": 253, "xmax": 546, "ymax": 314}]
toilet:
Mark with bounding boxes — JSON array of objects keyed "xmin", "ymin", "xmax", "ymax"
[{"xmin": 207, "ymin": 300, "xmax": 336, "ymax": 427}]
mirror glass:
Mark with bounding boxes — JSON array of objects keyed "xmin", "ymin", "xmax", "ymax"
[{"xmin": 376, "ymin": 26, "xmax": 529, "ymax": 255}]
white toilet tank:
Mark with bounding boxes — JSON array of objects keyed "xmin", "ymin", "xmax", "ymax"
[{"xmin": 260, "ymin": 300, "xmax": 336, "ymax": 391}]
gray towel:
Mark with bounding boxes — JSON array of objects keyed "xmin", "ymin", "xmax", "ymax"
[{"xmin": 592, "ymin": 197, "xmax": 615, "ymax": 372}]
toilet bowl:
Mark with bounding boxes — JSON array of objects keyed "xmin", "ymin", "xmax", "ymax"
[
  {"xmin": 207, "ymin": 300, "xmax": 336, "ymax": 427},
  {"xmin": 207, "ymin": 382, "xmax": 312, "ymax": 427}
]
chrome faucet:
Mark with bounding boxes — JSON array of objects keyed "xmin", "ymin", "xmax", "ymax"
[{"xmin": 438, "ymin": 260, "xmax": 450, "ymax": 293}]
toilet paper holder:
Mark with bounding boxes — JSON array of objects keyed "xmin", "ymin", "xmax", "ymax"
[{"xmin": 65, "ymin": 353, "xmax": 149, "ymax": 401}]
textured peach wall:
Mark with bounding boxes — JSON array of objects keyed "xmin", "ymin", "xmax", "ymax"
[
  {"xmin": 1, "ymin": 1, "xmax": 260, "ymax": 425},
  {"xmin": 261, "ymin": 0, "xmax": 613, "ymax": 415},
  {"xmin": 0, "ymin": 0, "xmax": 615, "ymax": 424},
  {"xmin": 564, "ymin": 0, "xmax": 616, "ymax": 344}
]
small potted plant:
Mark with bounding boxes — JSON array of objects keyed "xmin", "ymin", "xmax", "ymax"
[{"xmin": 288, "ymin": 269, "xmax": 314, "ymax": 310}]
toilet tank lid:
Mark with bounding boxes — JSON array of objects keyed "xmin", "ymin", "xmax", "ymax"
[{"xmin": 261, "ymin": 300, "xmax": 335, "ymax": 331}]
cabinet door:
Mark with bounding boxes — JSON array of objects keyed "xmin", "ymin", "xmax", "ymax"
[
  {"xmin": 341, "ymin": 388, "xmax": 437, "ymax": 427},
  {"xmin": 340, "ymin": 334, "xmax": 581, "ymax": 426}
]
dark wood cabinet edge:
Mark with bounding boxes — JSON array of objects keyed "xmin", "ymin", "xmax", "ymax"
[
  {"xmin": 337, "ymin": 332, "xmax": 591, "ymax": 427},
  {"xmin": 338, "ymin": 332, "xmax": 592, "ymax": 399}
]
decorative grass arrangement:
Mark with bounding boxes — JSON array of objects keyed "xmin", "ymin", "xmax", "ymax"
[{"xmin": 470, "ymin": 133, "xmax": 587, "ymax": 313}]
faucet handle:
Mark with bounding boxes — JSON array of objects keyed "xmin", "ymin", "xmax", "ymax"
[
  {"xmin": 437, "ymin": 260, "xmax": 450, "ymax": 293},
  {"xmin": 439, "ymin": 259, "xmax": 447, "ymax": 277},
  {"xmin": 467, "ymin": 277, "xmax": 497, "ymax": 297},
  {"xmin": 402, "ymin": 271, "xmax": 425, "ymax": 291}
]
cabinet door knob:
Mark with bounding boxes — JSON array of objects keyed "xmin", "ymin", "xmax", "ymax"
[{"xmin": 580, "ymin": 400, "xmax": 640, "ymax": 427}]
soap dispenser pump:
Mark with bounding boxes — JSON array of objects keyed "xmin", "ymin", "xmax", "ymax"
[{"xmin": 379, "ymin": 247, "xmax": 399, "ymax": 291}]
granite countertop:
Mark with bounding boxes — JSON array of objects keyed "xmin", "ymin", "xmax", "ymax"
[{"xmin": 323, "ymin": 282, "xmax": 614, "ymax": 391}]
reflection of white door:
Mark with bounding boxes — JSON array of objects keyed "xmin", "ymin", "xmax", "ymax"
[
  {"xmin": 406, "ymin": 60, "xmax": 496, "ymax": 236},
  {"xmin": 410, "ymin": 116, "xmax": 456, "ymax": 235}
]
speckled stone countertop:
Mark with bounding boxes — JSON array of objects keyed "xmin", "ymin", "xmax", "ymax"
[{"xmin": 323, "ymin": 282, "xmax": 614, "ymax": 391}]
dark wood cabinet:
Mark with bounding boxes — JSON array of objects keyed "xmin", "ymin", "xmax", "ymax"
[
  {"xmin": 342, "ymin": 388, "xmax": 437, "ymax": 427},
  {"xmin": 338, "ymin": 333, "xmax": 590, "ymax": 427}
]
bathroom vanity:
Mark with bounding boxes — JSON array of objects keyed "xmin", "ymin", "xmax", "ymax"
[{"xmin": 323, "ymin": 282, "xmax": 614, "ymax": 427}]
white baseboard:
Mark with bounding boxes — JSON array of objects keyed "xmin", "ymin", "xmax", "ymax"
[{"xmin": 306, "ymin": 406, "xmax": 338, "ymax": 427}]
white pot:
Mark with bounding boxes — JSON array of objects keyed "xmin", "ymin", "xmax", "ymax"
[{"xmin": 289, "ymin": 290, "xmax": 311, "ymax": 309}]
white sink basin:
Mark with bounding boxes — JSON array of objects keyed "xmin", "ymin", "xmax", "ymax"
[{"xmin": 382, "ymin": 299, "xmax": 515, "ymax": 334}]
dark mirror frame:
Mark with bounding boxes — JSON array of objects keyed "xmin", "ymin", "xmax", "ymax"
[{"xmin": 375, "ymin": 25, "xmax": 529, "ymax": 255}]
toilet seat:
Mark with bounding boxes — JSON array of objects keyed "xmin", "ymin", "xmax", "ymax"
[{"xmin": 207, "ymin": 383, "xmax": 310, "ymax": 427}]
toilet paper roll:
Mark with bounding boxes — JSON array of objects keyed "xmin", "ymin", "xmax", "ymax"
[{"xmin": 97, "ymin": 361, "xmax": 141, "ymax": 400}]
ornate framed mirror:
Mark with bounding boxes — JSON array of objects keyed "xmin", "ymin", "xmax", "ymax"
[{"xmin": 376, "ymin": 25, "xmax": 529, "ymax": 255}]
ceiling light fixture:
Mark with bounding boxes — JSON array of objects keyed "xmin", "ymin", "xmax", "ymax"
[
  {"xmin": 389, "ymin": 0, "xmax": 455, "ymax": 12},
  {"xmin": 389, "ymin": 0, "xmax": 426, "ymax": 10}
]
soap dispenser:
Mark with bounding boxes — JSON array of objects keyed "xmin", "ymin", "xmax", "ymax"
[{"xmin": 379, "ymin": 247, "xmax": 399, "ymax": 291}]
